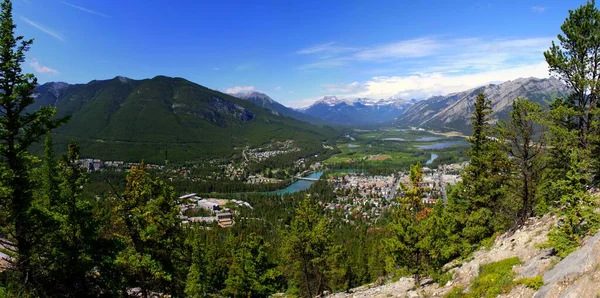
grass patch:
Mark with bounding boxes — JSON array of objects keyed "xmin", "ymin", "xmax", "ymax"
[
  {"xmin": 515, "ymin": 275, "xmax": 544, "ymax": 290},
  {"xmin": 432, "ymin": 271, "xmax": 453, "ymax": 286},
  {"xmin": 444, "ymin": 257, "xmax": 522, "ymax": 298}
]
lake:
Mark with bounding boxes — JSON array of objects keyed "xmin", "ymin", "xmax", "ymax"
[
  {"xmin": 417, "ymin": 141, "xmax": 469, "ymax": 150},
  {"xmin": 270, "ymin": 171, "xmax": 324, "ymax": 195},
  {"xmin": 416, "ymin": 137, "xmax": 442, "ymax": 142},
  {"xmin": 382, "ymin": 137, "xmax": 405, "ymax": 141}
]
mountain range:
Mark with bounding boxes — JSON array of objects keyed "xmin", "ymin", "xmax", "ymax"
[
  {"xmin": 32, "ymin": 76, "xmax": 570, "ymax": 162},
  {"xmin": 396, "ymin": 77, "xmax": 569, "ymax": 133},
  {"xmin": 230, "ymin": 91, "xmax": 325, "ymax": 124},
  {"xmin": 32, "ymin": 76, "xmax": 337, "ymax": 163},
  {"xmin": 300, "ymin": 96, "xmax": 415, "ymax": 125},
  {"xmin": 280, "ymin": 77, "xmax": 568, "ymax": 131}
]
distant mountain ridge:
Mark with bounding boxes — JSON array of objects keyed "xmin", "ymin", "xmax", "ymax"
[
  {"xmin": 230, "ymin": 91, "xmax": 325, "ymax": 124},
  {"xmin": 302, "ymin": 96, "xmax": 414, "ymax": 125},
  {"xmin": 33, "ymin": 76, "xmax": 337, "ymax": 163},
  {"xmin": 397, "ymin": 77, "xmax": 569, "ymax": 133}
]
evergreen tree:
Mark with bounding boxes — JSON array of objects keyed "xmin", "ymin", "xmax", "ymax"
[
  {"xmin": 113, "ymin": 164, "xmax": 183, "ymax": 297},
  {"xmin": 0, "ymin": 0, "xmax": 68, "ymax": 285},
  {"xmin": 496, "ymin": 98, "xmax": 546, "ymax": 224},
  {"xmin": 384, "ymin": 162, "xmax": 431, "ymax": 286},
  {"xmin": 450, "ymin": 93, "xmax": 510, "ymax": 244},
  {"xmin": 281, "ymin": 197, "xmax": 341, "ymax": 298},
  {"xmin": 544, "ymin": 0, "xmax": 600, "ymax": 153},
  {"xmin": 40, "ymin": 141, "xmax": 119, "ymax": 296},
  {"xmin": 222, "ymin": 233, "xmax": 283, "ymax": 297}
]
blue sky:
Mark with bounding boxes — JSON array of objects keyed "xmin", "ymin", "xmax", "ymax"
[{"xmin": 15, "ymin": 0, "xmax": 586, "ymax": 107}]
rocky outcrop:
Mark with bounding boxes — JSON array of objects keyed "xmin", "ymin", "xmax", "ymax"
[
  {"xmin": 330, "ymin": 215, "xmax": 559, "ymax": 297},
  {"xmin": 534, "ymin": 231, "xmax": 600, "ymax": 298},
  {"xmin": 397, "ymin": 77, "xmax": 570, "ymax": 133}
]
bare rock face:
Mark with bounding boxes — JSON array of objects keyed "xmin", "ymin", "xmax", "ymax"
[
  {"xmin": 534, "ymin": 230, "xmax": 600, "ymax": 298},
  {"xmin": 398, "ymin": 77, "xmax": 570, "ymax": 133}
]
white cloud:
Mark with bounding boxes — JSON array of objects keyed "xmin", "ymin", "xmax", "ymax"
[
  {"xmin": 353, "ymin": 38, "xmax": 440, "ymax": 61},
  {"xmin": 345, "ymin": 62, "xmax": 549, "ymax": 100},
  {"xmin": 212, "ymin": 67, "xmax": 220, "ymax": 71},
  {"xmin": 21, "ymin": 17, "xmax": 64, "ymax": 41},
  {"xmin": 29, "ymin": 59, "xmax": 58, "ymax": 74},
  {"xmin": 532, "ymin": 6, "xmax": 546, "ymax": 13},
  {"xmin": 297, "ymin": 37, "xmax": 551, "ymax": 70},
  {"xmin": 60, "ymin": 1, "xmax": 108, "ymax": 17},
  {"xmin": 274, "ymin": 86, "xmax": 282, "ymax": 91},
  {"xmin": 225, "ymin": 85, "xmax": 254, "ymax": 94}
]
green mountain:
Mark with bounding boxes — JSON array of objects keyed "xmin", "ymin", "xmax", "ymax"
[{"xmin": 33, "ymin": 76, "xmax": 338, "ymax": 163}]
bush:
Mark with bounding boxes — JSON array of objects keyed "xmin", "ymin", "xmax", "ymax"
[
  {"xmin": 467, "ymin": 257, "xmax": 522, "ymax": 298},
  {"xmin": 515, "ymin": 275, "xmax": 544, "ymax": 290},
  {"xmin": 432, "ymin": 271, "xmax": 453, "ymax": 286}
]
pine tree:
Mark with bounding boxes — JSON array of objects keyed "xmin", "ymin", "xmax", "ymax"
[
  {"xmin": 0, "ymin": 0, "xmax": 68, "ymax": 285},
  {"xmin": 544, "ymin": 0, "xmax": 600, "ymax": 153},
  {"xmin": 384, "ymin": 162, "xmax": 431, "ymax": 286},
  {"xmin": 281, "ymin": 197, "xmax": 340, "ymax": 298},
  {"xmin": 113, "ymin": 163, "xmax": 182, "ymax": 297},
  {"xmin": 496, "ymin": 98, "xmax": 546, "ymax": 224},
  {"xmin": 222, "ymin": 233, "xmax": 283, "ymax": 297},
  {"xmin": 40, "ymin": 141, "xmax": 119, "ymax": 296},
  {"xmin": 451, "ymin": 93, "xmax": 510, "ymax": 244}
]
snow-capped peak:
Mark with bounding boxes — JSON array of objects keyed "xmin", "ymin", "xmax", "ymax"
[
  {"xmin": 317, "ymin": 96, "xmax": 346, "ymax": 106},
  {"xmin": 232, "ymin": 91, "xmax": 275, "ymax": 104}
]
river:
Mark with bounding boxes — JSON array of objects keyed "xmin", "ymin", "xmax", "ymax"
[
  {"xmin": 270, "ymin": 171, "xmax": 324, "ymax": 195},
  {"xmin": 425, "ymin": 153, "xmax": 438, "ymax": 165}
]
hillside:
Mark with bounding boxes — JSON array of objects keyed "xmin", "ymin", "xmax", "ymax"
[
  {"xmin": 32, "ymin": 76, "xmax": 338, "ymax": 163},
  {"xmin": 231, "ymin": 91, "xmax": 326, "ymax": 125},
  {"xmin": 330, "ymin": 214, "xmax": 600, "ymax": 297},
  {"xmin": 397, "ymin": 77, "xmax": 569, "ymax": 133}
]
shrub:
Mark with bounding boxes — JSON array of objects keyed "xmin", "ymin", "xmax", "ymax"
[{"xmin": 515, "ymin": 276, "xmax": 544, "ymax": 290}]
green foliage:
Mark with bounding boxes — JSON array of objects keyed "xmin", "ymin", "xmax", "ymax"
[
  {"xmin": 113, "ymin": 164, "xmax": 184, "ymax": 296},
  {"xmin": 0, "ymin": 0, "xmax": 68, "ymax": 288},
  {"xmin": 432, "ymin": 271, "xmax": 453, "ymax": 287},
  {"xmin": 446, "ymin": 257, "xmax": 521, "ymax": 298},
  {"xmin": 515, "ymin": 276, "xmax": 544, "ymax": 290},
  {"xmin": 444, "ymin": 286, "xmax": 465, "ymax": 298},
  {"xmin": 447, "ymin": 93, "xmax": 511, "ymax": 248},
  {"xmin": 33, "ymin": 141, "xmax": 120, "ymax": 296},
  {"xmin": 281, "ymin": 197, "xmax": 344, "ymax": 297},
  {"xmin": 544, "ymin": 149, "xmax": 600, "ymax": 257},
  {"xmin": 544, "ymin": 0, "xmax": 600, "ymax": 155},
  {"xmin": 32, "ymin": 76, "xmax": 339, "ymax": 163},
  {"xmin": 496, "ymin": 98, "xmax": 547, "ymax": 224}
]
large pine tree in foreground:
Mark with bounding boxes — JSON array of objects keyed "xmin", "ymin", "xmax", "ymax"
[{"xmin": 0, "ymin": 0, "xmax": 67, "ymax": 285}]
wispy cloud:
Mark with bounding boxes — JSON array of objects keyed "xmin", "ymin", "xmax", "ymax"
[
  {"xmin": 225, "ymin": 86, "xmax": 255, "ymax": 94},
  {"xmin": 293, "ymin": 36, "xmax": 554, "ymax": 106},
  {"xmin": 29, "ymin": 59, "xmax": 58, "ymax": 74},
  {"xmin": 212, "ymin": 67, "xmax": 220, "ymax": 71},
  {"xmin": 60, "ymin": 1, "xmax": 108, "ymax": 17},
  {"xmin": 298, "ymin": 36, "xmax": 550, "ymax": 72},
  {"xmin": 274, "ymin": 86, "xmax": 282, "ymax": 91},
  {"xmin": 532, "ymin": 6, "xmax": 546, "ymax": 13},
  {"xmin": 20, "ymin": 17, "xmax": 64, "ymax": 41},
  {"xmin": 297, "ymin": 42, "xmax": 358, "ymax": 55}
]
